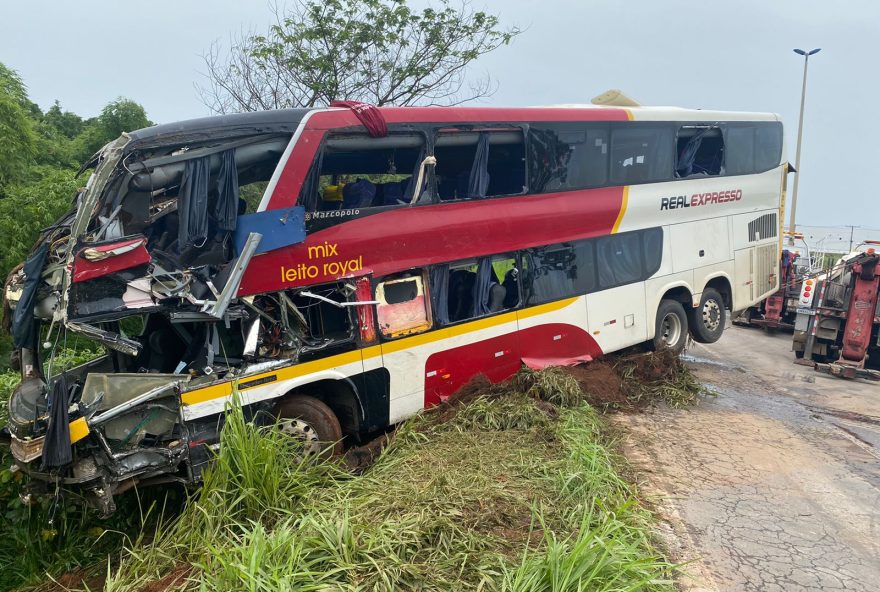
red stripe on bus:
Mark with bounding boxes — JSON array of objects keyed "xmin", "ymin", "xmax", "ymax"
[
  {"xmin": 423, "ymin": 322, "xmax": 602, "ymax": 407},
  {"xmin": 238, "ymin": 186, "xmax": 626, "ymax": 296}
]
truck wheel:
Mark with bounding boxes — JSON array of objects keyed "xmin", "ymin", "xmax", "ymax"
[
  {"xmin": 652, "ymin": 299, "xmax": 689, "ymax": 355},
  {"xmin": 276, "ymin": 395, "xmax": 343, "ymax": 458},
  {"xmin": 688, "ymin": 288, "xmax": 726, "ymax": 344}
]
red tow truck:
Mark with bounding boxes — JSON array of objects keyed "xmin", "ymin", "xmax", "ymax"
[
  {"xmin": 737, "ymin": 237, "xmax": 812, "ymax": 332},
  {"xmin": 792, "ymin": 243, "xmax": 880, "ymax": 380}
]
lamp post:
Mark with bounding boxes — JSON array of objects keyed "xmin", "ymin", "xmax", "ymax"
[{"xmin": 789, "ymin": 48, "xmax": 821, "ymax": 236}]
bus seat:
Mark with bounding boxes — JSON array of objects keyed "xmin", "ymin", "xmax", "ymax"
[
  {"xmin": 502, "ymin": 269, "xmax": 520, "ymax": 308},
  {"xmin": 342, "ymin": 179, "xmax": 377, "ymax": 208},
  {"xmin": 438, "ymin": 175, "xmax": 457, "ymax": 200},
  {"xmin": 381, "ymin": 181, "xmax": 404, "ymax": 205}
]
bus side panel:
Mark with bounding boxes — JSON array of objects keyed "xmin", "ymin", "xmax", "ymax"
[
  {"xmin": 383, "ymin": 314, "xmax": 520, "ymax": 423},
  {"xmin": 669, "ymin": 217, "xmax": 731, "ymax": 275},
  {"xmin": 423, "ymin": 331, "xmax": 520, "ymax": 407},
  {"xmin": 587, "ymin": 285, "xmax": 648, "ymax": 352},
  {"xmin": 729, "ymin": 207, "xmax": 781, "ymax": 310},
  {"xmin": 516, "ymin": 297, "xmax": 594, "ymax": 361}
]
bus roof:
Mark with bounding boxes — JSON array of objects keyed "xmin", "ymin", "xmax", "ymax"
[{"xmin": 125, "ymin": 104, "xmax": 779, "ymax": 144}]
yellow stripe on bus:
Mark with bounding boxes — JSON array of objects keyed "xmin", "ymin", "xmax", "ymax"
[
  {"xmin": 180, "ymin": 297, "xmax": 579, "ymax": 407},
  {"xmin": 612, "ymin": 186, "xmax": 629, "ymax": 234}
]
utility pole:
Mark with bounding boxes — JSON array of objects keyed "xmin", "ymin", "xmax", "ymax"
[{"xmin": 789, "ymin": 48, "xmax": 821, "ymax": 235}]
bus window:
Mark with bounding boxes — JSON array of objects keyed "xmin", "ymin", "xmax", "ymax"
[
  {"xmin": 596, "ymin": 232, "xmax": 645, "ymax": 289},
  {"xmin": 528, "ymin": 125, "xmax": 609, "ymax": 193},
  {"xmin": 434, "ymin": 130, "xmax": 525, "ymax": 201},
  {"xmin": 307, "ymin": 133, "xmax": 427, "ymax": 212},
  {"xmin": 723, "ymin": 126, "xmax": 756, "ymax": 176},
  {"xmin": 610, "ymin": 125, "xmax": 674, "ymax": 185},
  {"xmin": 376, "ymin": 275, "xmax": 431, "ymax": 339},
  {"xmin": 754, "ymin": 122, "xmax": 783, "ymax": 172},
  {"xmin": 439, "ymin": 255, "xmax": 518, "ymax": 323},
  {"xmin": 523, "ymin": 241, "xmax": 596, "ymax": 305},
  {"xmin": 676, "ymin": 126, "xmax": 724, "ymax": 177},
  {"xmin": 724, "ymin": 122, "xmax": 783, "ymax": 176}
]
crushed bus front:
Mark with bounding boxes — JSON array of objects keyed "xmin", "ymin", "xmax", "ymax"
[{"xmin": 3, "ymin": 109, "xmax": 370, "ymax": 513}]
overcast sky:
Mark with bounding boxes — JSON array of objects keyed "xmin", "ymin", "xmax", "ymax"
[{"xmin": 1, "ymin": 0, "xmax": 876, "ymax": 227}]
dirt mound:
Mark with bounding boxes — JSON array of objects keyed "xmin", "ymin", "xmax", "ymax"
[
  {"xmin": 620, "ymin": 349, "xmax": 681, "ymax": 383},
  {"xmin": 558, "ymin": 362, "xmax": 629, "ymax": 408}
]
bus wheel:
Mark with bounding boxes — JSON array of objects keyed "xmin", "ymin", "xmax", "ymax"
[
  {"xmin": 276, "ymin": 395, "xmax": 343, "ymax": 458},
  {"xmin": 652, "ymin": 300, "xmax": 689, "ymax": 355},
  {"xmin": 688, "ymin": 288, "xmax": 726, "ymax": 344}
]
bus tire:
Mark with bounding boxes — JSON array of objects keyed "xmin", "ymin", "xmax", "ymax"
[
  {"xmin": 652, "ymin": 299, "xmax": 689, "ymax": 355},
  {"xmin": 688, "ymin": 288, "xmax": 726, "ymax": 344},
  {"xmin": 276, "ymin": 395, "xmax": 343, "ymax": 458}
]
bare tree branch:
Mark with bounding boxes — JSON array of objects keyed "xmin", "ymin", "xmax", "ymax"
[{"xmin": 196, "ymin": 0, "xmax": 520, "ymax": 113}]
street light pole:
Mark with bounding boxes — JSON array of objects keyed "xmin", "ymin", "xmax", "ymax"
[{"xmin": 789, "ymin": 48, "xmax": 821, "ymax": 235}]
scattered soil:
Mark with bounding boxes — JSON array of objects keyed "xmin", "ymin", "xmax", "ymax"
[
  {"xmin": 139, "ymin": 563, "xmax": 191, "ymax": 592},
  {"xmin": 344, "ymin": 433, "xmax": 389, "ymax": 473},
  {"xmin": 428, "ymin": 374, "xmax": 496, "ymax": 425},
  {"xmin": 42, "ymin": 568, "xmax": 106, "ymax": 592},
  {"xmin": 622, "ymin": 348, "xmax": 680, "ymax": 383}
]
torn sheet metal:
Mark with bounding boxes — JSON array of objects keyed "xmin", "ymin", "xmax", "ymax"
[{"xmin": 122, "ymin": 277, "xmax": 154, "ymax": 308}]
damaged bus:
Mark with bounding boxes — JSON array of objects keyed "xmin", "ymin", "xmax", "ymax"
[{"xmin": 4, "ymin": 102, "xmax": 786, "ymax": 513}]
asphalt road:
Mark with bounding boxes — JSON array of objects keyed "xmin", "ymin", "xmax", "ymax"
[{"xmin": 617, "ymin": 325, "xmax": 880, "ymax": 591}]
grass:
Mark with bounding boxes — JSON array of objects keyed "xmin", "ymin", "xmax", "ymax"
[
  {"xmin": 1, "ymin": 358, "xmax": 694, "ymax": 591},
  {"xmin": 615, "ymin": 350, "xmax": 715, "ymax": 409},
  {"xmin": 90, "ymin": 371, "xmax": 675, "ymax": 592}
]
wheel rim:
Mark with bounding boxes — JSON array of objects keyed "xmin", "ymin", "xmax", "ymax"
[
  {"xmin": 660, "ymin": 312, "xmax": 682, "ymax": 347},
  {"xmin": 277, "ymin": 418, "xmax": 322, "ymax": 455},
  {"xmin": 702, "ymin": 299, "xmax": 722, "ymax": 331}
]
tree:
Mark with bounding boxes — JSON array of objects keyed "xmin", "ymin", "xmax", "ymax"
[
  {"xmin": 198, "ymin": 0, "xmax": 520, "ymax": 113},
  {"xmin": 0, "ymin": 64, "xmax": 37, "ymax": 190},
  {"xmin": 0, "ymin": 168, "xmax": 81, "ymax": 280},
  {"xmin": 72, "ymin": 98, "xmax": 152, "ymax": 163}
]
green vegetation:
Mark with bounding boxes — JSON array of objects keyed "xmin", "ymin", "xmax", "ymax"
[
  {"xmin": 0, "ymin": 61, "xmax": 151, "ymax": 368},
  {"xmin": 44, "ymin": 369, "xmax": 675, "ymax": 592}
]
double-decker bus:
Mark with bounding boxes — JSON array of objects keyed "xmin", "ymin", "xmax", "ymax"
[{"xmin": 5, "ymin": 101, "xmax": 786, "ymax": 512}]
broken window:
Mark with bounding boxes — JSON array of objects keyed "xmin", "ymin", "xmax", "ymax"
[
  {"xmin": 375, "ymin": 275, "xmax": 431, "ymax": 339},
  {"xmin": 528, "ymin": 125, "xmax": 609, "ymax": 193},
  {"xmin": 609, "ymin": 125, "xmax": 674, "ymax": 185},
  {"xmin": 69, "ymin": 133, "xmax": 292, "ymax": 323},
  {"xmin": 675, "ymin": 126, "xmax": 724, "ymax": 177},
  {"xmin": 303, "ymin": 133, "xmax": 427, "ymax": 212},
  {"xmin": 439, "ymin": 254, "xmax": 519, "ymax": 324},
  {"xmin": 523, "ymin": 242, "xmax": 596, "ymax": 306},
  {"xmin": 434, "ymin": 130, "xmax": 525, "ymax": 201}
]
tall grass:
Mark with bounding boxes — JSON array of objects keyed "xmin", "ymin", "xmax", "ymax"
[
  {"xmin": 102, "ymin": 379, "xmax": 673, "ymax": 591},
  {"xmin": 7, "ymin": 367, "xmax": 676, "ymax": 591}
]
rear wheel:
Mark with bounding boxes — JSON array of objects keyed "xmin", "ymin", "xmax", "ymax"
[
  {"xmin": 652, "ymin": 299, "xmax": 689, "ymax": 355},
  {"xmin": 276, "ymin": 395, "xmax": 343, "ymax": 458},
  {"xmin": 688, "ymin": 288, "xmax": 726, "ymax": 344}
]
